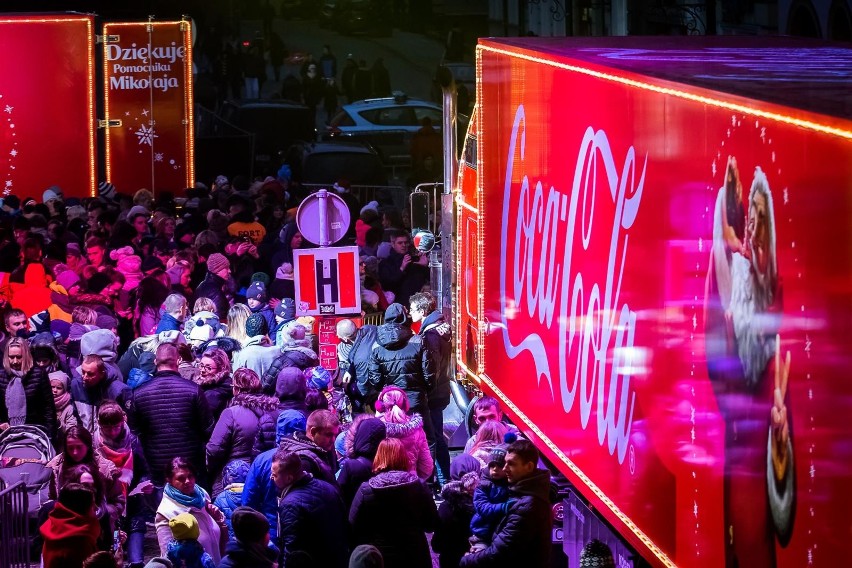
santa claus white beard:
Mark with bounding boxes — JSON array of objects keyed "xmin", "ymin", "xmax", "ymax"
[{"xmin": 730, "ymin": 253, "xmax": 778, "ymax": 389}]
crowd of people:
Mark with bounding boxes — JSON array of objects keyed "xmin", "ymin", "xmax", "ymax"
[{"xmin": 0, "ymin": 179, "xmax": 622, "ymax": 568}]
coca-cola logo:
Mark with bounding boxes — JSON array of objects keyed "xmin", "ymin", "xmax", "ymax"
[{"xmin": 498, "ymin": 105, "xmax": 646, "ymax": 464}]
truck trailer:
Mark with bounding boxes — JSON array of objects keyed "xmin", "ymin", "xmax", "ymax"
[{"xmin": 443, "ymin": 36, "xmax": 852, "ymax": 567}]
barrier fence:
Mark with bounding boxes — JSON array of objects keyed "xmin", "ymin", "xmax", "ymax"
[{"xmin": 0, "ymin": 481, "xmax": 29, "ymax": 568}]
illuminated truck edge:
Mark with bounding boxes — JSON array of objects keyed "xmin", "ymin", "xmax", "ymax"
[{"xmin": 452, "ymin": 36, "xmax": 852, "ymax": 567}]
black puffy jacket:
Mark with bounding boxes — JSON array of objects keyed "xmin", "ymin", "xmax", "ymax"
[
  {"xmin": 0, "ymin": 366, "xmax": 56, "ymax": 439},
  {"xmin": 260, "ymin": 347, "xmax": 318, "ymax": 395},
  {"xmin": 368, "ymin": 324, "xmax": 435, "ymax": 410},
  {"xmin": 459, "ymin": 469, "xmax": 553, "ymax": 567},
  {"xmin": 129, "ymin": 369, "xmax": 215, "ymax": 484},
  {"xmin": 346, "ymin": 324, "xmax": 378, "ymax": 397},
  {"xmin": 194, "ymin": 272, "xmax": 230, "ymax": 324},
  {"xmin": 278, "ymin": 474, "xmax": 348, "ymax": 568},
  {"xmin": 418, "ymin": 311, "xmax": 453, "ymax": 408},
  {"xmin": 337, "ymin": 418, "xmax": 386, "ymax": 509},
  {"xmin": 278, "ymin": 432, "xmax": 338, "ymax": 486}
]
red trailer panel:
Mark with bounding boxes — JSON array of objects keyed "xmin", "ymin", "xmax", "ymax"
[
  {"xmin": 458, "ymin": 36, "xmax": 852, "ymax": 567},
  {"xmin": 0, "ymin": 15, "xmax": 96, "ymax": 199}
]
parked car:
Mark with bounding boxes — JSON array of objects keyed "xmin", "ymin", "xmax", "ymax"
[
  {"xmin": 319, "ymin": 0, "xmax": 392, "ymax": 36},
  {"xmin": 322, "ymin": 93, "xmax": 443, "ymax": 164},
  {"xmin": 283, "ymin": 140, "xmax": 388, "ymax": 186},
  {"xmin": 217, "ymin": 100, "xmax": 315, "ymax": 176}
]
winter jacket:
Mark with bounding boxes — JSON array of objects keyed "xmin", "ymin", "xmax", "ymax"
[
  {"xmin": 242, "ymin": 410, "xmax": 307, "ymax": 539},
  {"xmin": 129, "ymin": 369, "xmax": 215, "ymax": 484},
  {"xmin": 278, "ymin": 473, "xmax": 348, "ymax": 568},
  {"xmin": 346, "ymin": 324, "xmax": 378, "ymax": 397},
  {"xmin": 155, "ymin": 313, "xmax": 182, "ymax": 334},
  {"xmin": 260, "ymin": 345, "xmax": 318, "ymax": 395},
  {"xmin": 382, "ymin": 413, "xmax": 433, "ymax": 480},
  {"xmin": 118, "ymin": 336, "xmax": 158, "ymax": 379},
  {"xmin": 212, "ymin": 484, "xmax": 244, "ymax": 542},
  {"xmin": 249, "ymin": 304, "xmax": 275, "ymax": 336},
  {"xmin": 349, "ymin": 470, "xmax": 438, "ymax": 568},
  {"xmin": 218, "ymin": 538, "xmax": 279, "ymax": 568},
  {"xmin": 433, "ymin": 480, "xmax": 476, "ymax": 568},
  {"xmin": 377, "ymin": 249, "xmax": 430, "ymax": 307},
  {"xmin": 166, "ymin": 538, "xmax": 216, "ymax": 568},
  {"xmin": 155, "ymin": 488, "xmax": 222, "ymax": 564},
  {"xmin": 195, "ymin": 272, "xmax": 231, "ymax": 322},
  {"xmin": 459, "ymin": 469, "xmax": 553, "ymax": 567},
  {"xmin": 199, "ymin": 378, "xmax": 234, "ymax": 422},
  {"xmin": 231, "ymin": 336, "xmax": 279, "ymax": 379},
  {"xmin": 368, "ymin": 323, "xmax": 435, "ymax": 411},
  {"xmin": 253, "ymin": 368, "xmax": 308, "ymax": 455},
  {"xmin": 10, "ymin": 262, "xmax": 52, "ymax": 318},
  {"xmin": 470, "ymin": 474, "xmax": 511, "ymax": 540},
  {"xmin": 278, "ymin": 432, "xmax": 338, "ymax": 486},
  {"xmin": 69, "ymin": 375, "xmax": 131, "ymax": 435},
  {"xmin": 337, "ymin": 418, "xmax": 386, "ymax": 509},
  {"xmin": 418, "ymin": 310, "xmax": 453, "ymax": 408},
  {"xmin": 40, "ymin": 501, "xmax": 100, "ymax": 568},
  {"xmin": 206, "ymin": 393, "xmax": 278, "ymax": 477},
  {"xmin": 46, "ymin": 452, "xmax": 126, "ymax": 523},
  {"xmin": 0, "ymin": 366, "xmax": 56, "ymax": 439}
]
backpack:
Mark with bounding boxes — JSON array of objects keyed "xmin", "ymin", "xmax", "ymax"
[{"xmin": 0, "ymin": 425, "xmax": 56, "ymax": 517}]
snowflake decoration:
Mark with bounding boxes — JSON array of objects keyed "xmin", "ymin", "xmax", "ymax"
[
  {"xmin": 783, "ymin": 188, "xmax": 789, "ymax": 204},
  {"xmin": 154, "ymin": 152, "xmax": 164, "ymax": 162},
  {"xmin": 142, "ymin": 108, "xmax": 149, "ymax": 116},
  {"xmin": 9, "ymin": 149, "xmax": 17, "ymax": 157},
  {"xmin": 135, "ymin": 124, "xmax": 158, "ymax": 146},
  {"xmin": 3, "ymin": 105, "xmax": 11, "ymax": 114}
]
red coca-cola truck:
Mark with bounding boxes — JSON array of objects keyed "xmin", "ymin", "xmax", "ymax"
[{"xmin": 441, "ymin": 36, "xmax": 852, "ymax": 567}]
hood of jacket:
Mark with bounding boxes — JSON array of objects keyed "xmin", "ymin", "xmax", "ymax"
[
  {"xmin": 352, "ymin": 418, "xmax": 386, "ymax": 459},
  {"xmin": 80, "ymin": 328, "xmax": 117, "ymax": 362},
  {"xmin": 376, "ymin": 323, "xmax": 414, "ymax": 350},
  {"xmin": 24, "ymin": 262, "xmax": 48, "ymax": 286},
  {"xmin": 275, "ymin": 409, "xmax": 307, "ymax": 444},
  {"xmin": 275, "ymin": 367, "xmax": 307, "ymax": 401},
  {"xmin": 232, "ymin": 392, "xmax": 279, "ymax": 413},
  {"xmin": 383, "ymin": 412, "xmax": 423, "ymax": 438},
  {"xmin": 39, "ymin": 501, "xmax": 99, "ymax": 541},
  {"xmin": 511, "ymin": 468, "xmax": 552, "ymax": 500},
  {"xmin": 367, "ymin": 469, "xmax": 420, "ymax": 490}
]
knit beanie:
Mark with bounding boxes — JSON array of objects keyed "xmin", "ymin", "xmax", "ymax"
[
  {"xmin": 285, "ymin": 323, "xmax": 306, "ymax": 342},
  {"xmin": 250, "ymin": 272, "xmax": 270, "ymax": 285},
  {"xmin": 383, "ymin": 303, "xmax": 408, "ymax": 325},
  {"xmin": 349, "ymin": 544, "xmax": 384, "ymax": 568},
  {"xmin": 48, "ymin": 370, "xmax": 70, "ymax": 391},
  {"xmin": 165, "ymin": 264, "xmax": 185, "ymax": 285},
  {"xmin": 206, "ymin": 253, "xmax": 229, "ymax": 275},
  {"xmin": 95, "ymin": 314, "xmax": 118, "ymax": 331},
  {"xmin": 143, "ymin": 558, "xmax": 173, "ymax": 568},
  {"xmin": 142, "ymin": 256, "xmax": 166, "ymax": 274},
  {"xmin": 275, "ymin": 297, "xmax": 296, "ymax": 321},
  {"xmin": 66, "ymin": 242, "xmax": 83, "ymax": 258},
  {"xmin": 222, "ymin": 460, "xmax": 251, "ymax": 487},
  {"xmin": 168, "ymin": 513, "xmax": 200, "ymax": 541},
  {"xmin": 117, "ymin": 255, "xmax": 143, "ymax": 276},
  {"xmin": 231, "ymin": 506, "xmax": 269, "ymax": 544},
  {"xmin": 245, "ymin": 313, "xmax": 268, "ymax": 338},
  {"xmin": 246, "ymin": 281, "xmax": 267, "ymax": 302},
  {"xmin": 275, "ymin": 262, "xmax": 294, "ymax": 280},
  {"xmin": 304, "ymin": 366, "xmax": 331, "ymax": 391},
  {"xmin": 43, "ymin": 188, "xmax": 59, "ymax": 203},
  {"xmin": 579, "ymin": 539, "xmax": 616, "ymax": 568},
  {"xmin": 127, "ymin": 205, "xmax": 150, "ymax": 221},
  {"xmin": 488, "ymin": 432, "xmax": 517, "ymax": 468},
  {"xmin": 98, "ymin": 181, "xmax": 117, "ymax": 202},
  {"xmin": 56, "ymin": 270, "xmax": 80, "ymax": 292}
]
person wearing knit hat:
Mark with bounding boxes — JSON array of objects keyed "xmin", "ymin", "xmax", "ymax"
[
  {"xmin": 382, "ymin": 302, "xmax": 409, "ymax": 325},
  {"xmin": 143, "ymin": 558, "xmax": 174, "ymax": 568},
  {"xmin": 468, "ymin": 432, "xmax": 514, "ymax": 555},
  {"xmin": 231, "ymin": 313, "xmax": 278, "ymax": 379},
  {"xmin": 271, "ymin": 297, "xmax": 297, "ymax": 347},
  {"xmin": 304, "ymin": 365, "xmax": 332, "ymax": 391},
  {"xmin": 142, "ymin": 255, "xmax": 166, "ymax": 275},
  {"xmin": 196, "ymin": 253, "xmax": 232, "ymax": 322},
  {"xmin": 49, "ymin": 370, "xmax": 77, "ymax": 436},
  {"xmin": 98, "ymin": 181, "xmax": 117, "ymax": 202},
  {"xmin": 56, "ymin": 269, "xmax": 81, "ymax": 294},
  {"xmin": 219, "ymin": 506, "xmax": 279, "ymax": 568},
  {"xmin": 43, "ymin": 187, "xmax": 60, "ymax": 203},
  {"xmin": 433, "ymin": 453, "xmax": 480, "ymax": 568},
  {"xmin": 245, "ymin": 281, "xmax": 274, "ymax": 334},
  {"xmin": 250, "ymin": 272, "xmax": 270, "ymax": 285},
  {"xmin": 95, "ymin": 314, "xmax": 118, "ymax": 334},
  {"xmin": 166, "ymin": 513, "xmax": 215, "ymax": 568},
  {"xmin": 127, "ymin": 205, "xmax": 150, "ymax": 223},
  {"xmin": 579, "ymin": 539, "xmax": 616, "ymax": 568},
  {"xmin": 349, "ymin": 545, "xmax": 384, "ymax": 568},
  {"xmin": 211, "ymin": 461, "xmax": 254, "ymax": 544}
]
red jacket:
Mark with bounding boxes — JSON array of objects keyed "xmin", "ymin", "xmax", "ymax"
[{"xmin": 40, "ymin": 502, "xmax": 100, "ymax": 568}]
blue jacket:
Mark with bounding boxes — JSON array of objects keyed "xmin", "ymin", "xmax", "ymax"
[
  {"xmin": 470, "ymin": 475, "xmax": 511, "ymax": 540},
  {"xmin": 241, "ymin": 410, "xmax": 307, "ymax": 539},
  {"xmin": 213, "ymin": 485, "xmax": 244, "ymax": 542},
  {"xmin": 155, "ymin": 313, "xmax": 182, "ymax": 334}
]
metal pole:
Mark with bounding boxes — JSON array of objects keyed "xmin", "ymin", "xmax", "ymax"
[{"xmin": 317, "ymin": 189, "xmax": 329, "ymax": 247}]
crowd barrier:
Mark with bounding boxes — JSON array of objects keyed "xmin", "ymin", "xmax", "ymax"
[{"xmin": 0, "ymin": 481, "xmax": 30, "ymax": 568}]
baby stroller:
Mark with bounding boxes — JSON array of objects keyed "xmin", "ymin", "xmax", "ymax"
[{"xmin": 0, "ymin": 425, "xmax": 55, "ymax": 516}]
